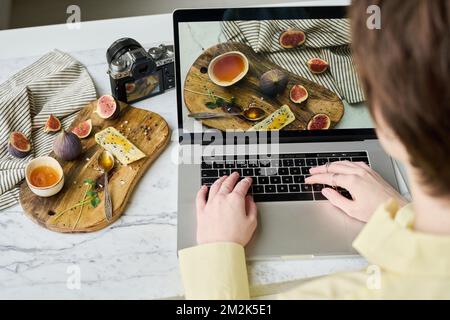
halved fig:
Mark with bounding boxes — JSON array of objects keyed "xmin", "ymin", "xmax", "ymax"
[
  {"xmin": 289, "ymin": 85, "xmax": 308, "ymax": 104},
  {"xmin": 307, "ymin": 114, "xmax": 331, "ymax": 130},
  {"xmin": 8, "ymin": 132, "xmax": 31, "ymax": 158},
  {"xmin": 44, "ymin": 114, "xmax": 61, "ymax": 133},
  {"xmin": 307, "ymin": 58, "xmax": 329, "ymax": 74},
  {"xmin": 96, "ymin": 95, "xmax": 120, "ymax": 120},
  {"xmin": 72, "ymin": 119, "xmax": 92, "ymax": 139},
  {"xmin": 279, "ymin": 29, "xmax": 306, "ymax": 49}
]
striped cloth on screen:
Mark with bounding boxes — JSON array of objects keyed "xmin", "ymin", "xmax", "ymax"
[
  {"xmin": 0, "ymin": 50, "xmax": 97, "ymax": 211},
  {"xmin": 221, "ymin": 19, "xmax": 365, "ymax": 104}
]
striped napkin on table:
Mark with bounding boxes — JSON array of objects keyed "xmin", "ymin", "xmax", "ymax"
[
  {"xmin": 0, "ymin": 50, "xmax": 97, "ymax": 211},
  {"xmin": 221, "ymin": 19, "xmax": 365, "ymax": 104}
]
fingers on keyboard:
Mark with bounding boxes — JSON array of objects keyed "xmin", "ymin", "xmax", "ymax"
[{"xmin": 200, "ymin": 152, "xmax": 367, "ymax": 202}]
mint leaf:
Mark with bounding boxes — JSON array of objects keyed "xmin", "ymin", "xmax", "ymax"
[
  {"xmin": 216, "ymin": 98, "xmax": 225, "ymax": 106},
  {"xmin": 86, "ymin": 190, "xmax": 97, "ymax": 197},
  {"xmin": 205, "ymin": 101, "xmax": 218, "ymax": 109},
  {"xmin": 90, "ymin": 197, "xmax": 101, "ymax": 208}
]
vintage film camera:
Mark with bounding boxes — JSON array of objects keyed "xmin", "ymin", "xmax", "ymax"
[{"xmin": 107, "ymin": 38, "xmax": 175, "ymax": 103}]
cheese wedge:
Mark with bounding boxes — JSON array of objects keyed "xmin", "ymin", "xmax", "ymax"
[
  {"xmin": 95, "ymin": 127, "xmax": 146, "ymax": 165},
  {"xmin": 249, "ymin": 105, "xmax": 295, "ymax": 131}
]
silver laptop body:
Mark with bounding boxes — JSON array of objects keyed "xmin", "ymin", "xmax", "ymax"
[{"xmin": 174, "ymin": 6, "xmax": 400, "ymax": 259}]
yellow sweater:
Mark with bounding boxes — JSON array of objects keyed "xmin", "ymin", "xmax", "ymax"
[{"xmin": 179, "ymin": 200, "xmax": 450, "ymax": 299}]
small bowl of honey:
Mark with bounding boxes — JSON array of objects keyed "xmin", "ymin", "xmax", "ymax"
[
  {"xmin": 208, "ymin": 51, "xmax": 249, "ymax": 87},
  {"xmin": 25, "ymin": 156, "xmax": 64, "ymax": 197}
]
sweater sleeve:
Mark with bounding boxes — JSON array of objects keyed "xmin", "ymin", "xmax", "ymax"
[{"xmin": 178, "ymin": 242, "xmax": 250, "ymax": 300}]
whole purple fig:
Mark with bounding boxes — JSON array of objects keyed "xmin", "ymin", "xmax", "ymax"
[{"xmin": 53, "ymin": 130, "xmax": 82, "ymax": 161}]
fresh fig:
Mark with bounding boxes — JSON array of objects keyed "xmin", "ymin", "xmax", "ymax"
[
  {"xmin": 96, "ymin": 95, "xmax": 120, "ymax": 120},
  {"xmin": 289, "ymin": 85, "xmax": 308, "ymax": 104},
  {"xmin": 44, "ymin": 114, "xmax": 61, "ymax": 133},
  {"xmin": 279, "ymin": 29, "xmax": 306, "ymax": 49},
  {"xmin": 307, "ymin": 58, "xmax": 329, "ymax": 74},
  {"xmin": 307, "ymin": 114, "xmax": 331, "ymax": 130},
  {"xmin": 53, "ymin": 130, "xmax": 82, "ymax": 161},
  {"xmin": 8, "ymin": 132, "xmax": 31, "ymax": 158},
  {"xmin": 72, "ymin": 119, "xmax": 92, "ymax": 139},
  {"xmin": 259, "ymin": 70, "xmax": 288, "ymax": 97}
]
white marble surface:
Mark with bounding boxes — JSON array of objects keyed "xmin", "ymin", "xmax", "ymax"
[
  {"xmin": 0, "ymin": 45, "xmax": 365, "ymax": 299},
  {"xmin": 1, "ymin": 3, "xmax": 407, "ymax": 299},
  {"xmin": 0, "ymin": 32, "xmax": 369, "ymax": 301}
]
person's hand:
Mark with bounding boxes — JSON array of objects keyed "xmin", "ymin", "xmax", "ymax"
[
  {"xmin": 305, "ymin": 161, "xmax": 408, "ymax": 223},
  {"xmin": 195, "ymin": 172, "xmax": 258, "ymax": 247}
]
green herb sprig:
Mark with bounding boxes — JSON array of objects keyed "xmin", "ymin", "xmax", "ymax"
[
  {"xmin": 204, "ymin": 89, "xmax": 236, "ymax": 109},
  {"xmin": 83, "ymin": 179, "xmax": 101, "ymax": 208},
  {"xmin": 53, "ymin": 178, "xmax": 101, "ymax": 223}
]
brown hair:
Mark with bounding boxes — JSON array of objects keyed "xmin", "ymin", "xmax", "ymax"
[{"xmin": 349, "ymin": 0, "xmax": 450, "ymax": 195}]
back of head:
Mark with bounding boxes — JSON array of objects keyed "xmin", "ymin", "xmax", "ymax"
[{"xmin": 349, "ymin": 0, "xmax": 450, "ymax": 196}]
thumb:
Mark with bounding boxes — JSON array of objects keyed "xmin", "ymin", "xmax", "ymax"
[
  {"xmin": 322, "ymin": 188, "xmax": 353, "ymax": 215},
  {"xmin": 196, "ymin": 185, "xmax": 208, "ymax": 214},
  {"xmin": 245, "ymin": 195, "xmax": 258, "ymax": 221}
]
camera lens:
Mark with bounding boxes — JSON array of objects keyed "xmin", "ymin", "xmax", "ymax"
[{"xmin": 106, "ymin": 38, "xmax": 142, "ymax": 64}]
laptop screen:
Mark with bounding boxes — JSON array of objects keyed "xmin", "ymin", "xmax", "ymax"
[{"xmin": 174, "ymin": 7, "xmax": 375, "ymax": 141}]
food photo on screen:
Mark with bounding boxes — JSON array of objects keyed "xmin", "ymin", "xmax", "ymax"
[{"xmin": 179, "ymin": 18, "xmax": 373, "ymax": 134}]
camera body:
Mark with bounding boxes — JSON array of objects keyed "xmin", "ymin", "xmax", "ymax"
[{"xmin": 107, "ymin": 38, "xmax": 175, "ymax": 104}]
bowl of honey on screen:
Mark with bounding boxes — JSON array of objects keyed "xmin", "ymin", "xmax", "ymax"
[
  {"xmin": 25, "ymin": 156, "xmax": 64, "ymax": 197},
  {"xmin": 208, "ymin": 51, "xmax": 249, "ymax": 87}
]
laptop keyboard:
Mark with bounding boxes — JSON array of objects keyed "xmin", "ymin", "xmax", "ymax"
[{"xmin": 201, "ymin": 152, "xmax": 370, "ymax": 202}]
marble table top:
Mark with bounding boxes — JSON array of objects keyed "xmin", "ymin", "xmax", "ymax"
[
  {"xmin": 0, "ymin": 6, "xmax": 404, "ymax": 299},
  {"xmin": 0, "ymin": 45, "xmax": 371, "ymax": 300}
]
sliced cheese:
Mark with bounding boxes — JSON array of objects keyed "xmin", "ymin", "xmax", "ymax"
[
  {"xmin": 95, "ymin": 127, "xmax": 146, "ymax": 165},
  {"xmin": 249, "ymin": 105, "xmax": 295, "ymax": 131}
]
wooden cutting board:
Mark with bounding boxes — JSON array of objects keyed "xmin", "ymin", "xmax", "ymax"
[
  {"xmin": 19, "ymin": 100, "xmax": 170, "ymax": 233},
  {"xmin": 184, "ymin": 42, "xmax": 344, "ymax": 131}
]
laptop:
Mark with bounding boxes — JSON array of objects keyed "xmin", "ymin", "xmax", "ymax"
[{"xmin": 174, "ymin": 6, "xmax": 400, "ymax": 259}]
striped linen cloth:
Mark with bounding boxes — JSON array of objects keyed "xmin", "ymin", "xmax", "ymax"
[
  {"xmin": 221, "ymin": 19, "xmax": 365, "ymax": 104},
  {"xmin": 0, "ymin": 50, "xmax": 97, "ymax": 211}
]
